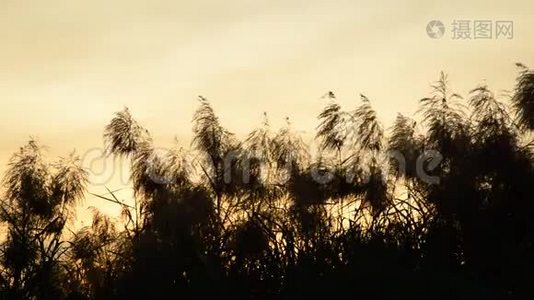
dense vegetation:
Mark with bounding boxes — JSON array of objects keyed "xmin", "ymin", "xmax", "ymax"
[{"xmin": 2, "ymin": 66, "xmax": 534, "ymax": 299}]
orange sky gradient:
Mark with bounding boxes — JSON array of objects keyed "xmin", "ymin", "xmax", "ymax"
[{"xmin": 1, "ymin": 0, "xmax": 533, "ymax": 226}]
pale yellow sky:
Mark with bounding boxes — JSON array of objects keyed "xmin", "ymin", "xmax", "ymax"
[{"xmin": 1, "ymin": 0, "xmax": 533, "ymax": 225}]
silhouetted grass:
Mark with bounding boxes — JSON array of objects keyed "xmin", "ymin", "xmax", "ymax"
[{"xmin": 2, "ymin": 65, "xmax": 534, "ymax": 299}]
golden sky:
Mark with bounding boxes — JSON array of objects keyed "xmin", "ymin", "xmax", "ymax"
[{"xmin": 1, "ymin": 0, "xmax": 533, "ymax": 225}]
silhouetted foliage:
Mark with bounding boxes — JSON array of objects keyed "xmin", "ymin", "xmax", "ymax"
[
  {"xmin": 3, "ymin": 66, "xmax": 534, "ymax": 299},
  {"xmin": 0, "ymin": 140, "xmax": 87, "ymax": 299}
]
